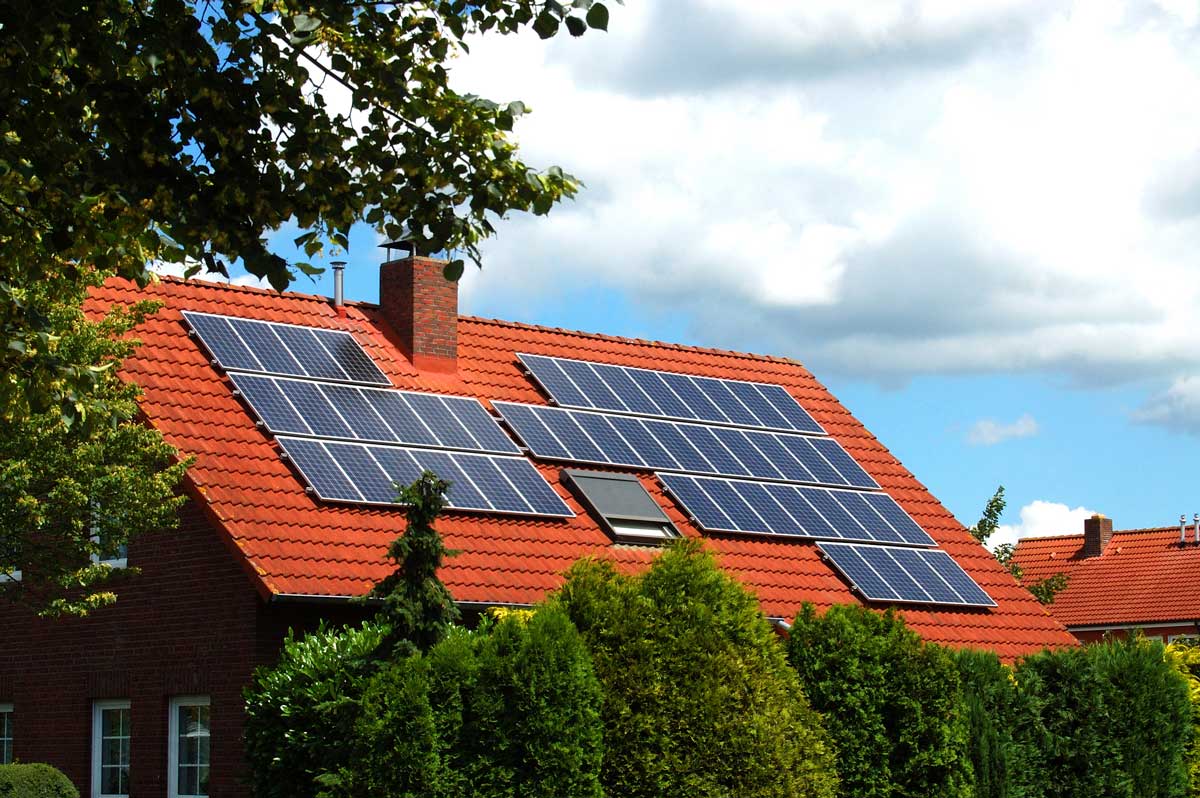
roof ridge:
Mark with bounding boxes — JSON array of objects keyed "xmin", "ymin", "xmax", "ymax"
[{"xmin": 150, "ymin": 272, "xmax": 339, "ymax": 307}]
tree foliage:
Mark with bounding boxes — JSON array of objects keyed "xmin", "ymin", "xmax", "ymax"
[
  {"xmin": 972, "ymin": 486, "xmax": 1066, "ymax": 605},
  {"xmin": 1164, "ymin": 641, "xmax": 1200, "ymax": 797},
  {"xmin": 555, "ymin": 540, "xmax": 838, "ymax": 798},
  {"xmin": 969, "ymin": 485, "xmax": 1006, "ymax": 544},
  {"xmin": 787, "ymin": 603, "xmax": 970, "ymax": 798},
  {"xmin": 0, "ymin": 762, "xmax": 80, "ymax": 798}
]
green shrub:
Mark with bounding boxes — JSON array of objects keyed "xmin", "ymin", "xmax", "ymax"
[
  {"xmin": 556, "ymin": 540, "xmax": 838, "ymax": 798},
  {"xmin": 954, "ymin": 648, "xmax": 1046, "ymax": 798},
  {"xmin": 243, "ymin": 621, "xmax": 386, "ymax": 798},
  {"xmin": 787, "ymin": 603, "xmax": 969, "ymax": 798},
  {"xmin": 1165, "ymin": 642, "xmax": 1200, "ymax": 796},
  {"xmin": 0, "ymin": 763, "xmax": 79, "ymax": 798}
]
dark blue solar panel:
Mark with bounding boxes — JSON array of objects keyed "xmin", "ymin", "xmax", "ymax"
[
  {"xmin": 863, "ymin": 494, "xmax": 935, "ymax": 546},
  {"xmin": 833, "ymin": 491, "xmax": 904, "ymax": 544},
  {"xmin": 748, "ymin": 434, "xmax": 814, "ymax": 482},
  {"xmin": 732, "ymin": 481, "xmax": 805, "ymax": 536},
  {"xmin": 888, "ymin": 548, "xmax": 963, "ymax": 604},
  {"xmin": 498, "ymin": 459, "xmax": 570, "ymax": 516},
  {"xmin": 658, "ymin": 474, "xmax": 736, "ymax": 531},
  {"xmin": 497, "ymin": 403, "xmax": 570, "ymax": 459},
  {"xmin": 369, "ymin": 446, "xmax": 424, "ymax": 493},
  {"xmin": 678, "ymin": 425, "xmax": 749, "ymax": 477},
  {"xmin": 810, "ymin": 437, "xmax": 878, "ymax": 489},
  {"xmin": 182, "ymin": 312, "xmax": 263, "ymax": 371},
  {"xmin": 697, "ymin": 478, "xmax": 769, "ymax": 533},
  {"xmin": 778, "ymin": 436, "xmax": 845, "ymax": 486},
  {"xmin": 442, "ymin": 397, "xmax": 520, "ymax": 454},
  {"xmin": 642, "ymin": 420, "xmax": 713, "ymax": 472},
  {"xmin": 558, "ymin": 360, "xmax": 626, "ymax": 412},
  {"xmin": 574, "ymin": 412, "xmax": 642, "ymax": 467},
  {"xmin": 404, "ymin": 393, "xmax": 478, "ymax": 451},
  {"xmin": 856, "ymin": 546, "xmax": 930, "ymax": 602},
  {"xmin": 607, "ymin": 416, "xmax": 680, "ymax": 470},
  {"xmin": 311, "ymin": 328, "xmax": 389, "ymax": 385},
  {"xmin": 924, "ymin": 550, "xmax": 995, "ymax": 606},
  {"xmin": 229, "ymin": 373, "xmax": 310, "ymax": 434},
  {"xmin": 363, "ymin": 392, "xmax": 438, "ymax": 447},
  {"xmin": 233, "ymin": 320, "xmax": 302, "ymax": 376},
  {"xmin": 520, "ymin": 354, "xmax": 592, "ymax": 407},
  {"xmin": 536, "ymin": 408, "xmax": 607, "ymax": 462},
  {"xmin": 766, "ymin": 485, "xmax": 838, "ymax": 537},
  {"xmin": 759, "ymin": 384, "xmax": 823, "ymax": 433},
  {"xmin": 325, "ymin": 442, "xmax": 396, "ymax": 504},
  {"xmin": 819, "ymin": 544, "xmax": 899, "ymax": 601},
  {"xmin": 593, "ymin": 363, "xmax": 660, "ymax": 415},
  {"xmin": 285, "ymin": 380, "xmax": 354, "ymax": 439},
  {"xmin": 627, "ymin": 369, "xmax": 695, "ymax": 419},
  {"xmin": 659, "ymin": 372, "xmax": 728, "ymax": 423},
  {"xmin": 455, "ymin": 455, "xmax": 530, "ymax": 514},
  {"xmin": 412, "ymin": 450, "xmax": 491, "ymax": 510},
  {"xmin": 693, "ymin": 376, "xmax": 759, "ymax": 427},
  {"xmin": 269, "ymin": 324, "xmax": 347, "ymax": 382},
  {"xmin": 278, "ymin": 437, "xmax": 361, "ymax": 501},
  {"xmin": 710, "ymin": 428, "xmax": 784, "ymax": 480},
  {"xmin": 799, "ymin": 489, "xmax": 872, "ymax": 541},
  {"xmin": 726, "ymin": 381, "xmax": 789, "ymax": 430},
  {"xmin": 321, "ymin": 384, "xmax": 395, "ymax": 443}
]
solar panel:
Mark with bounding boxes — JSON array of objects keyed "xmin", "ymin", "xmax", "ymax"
[
  {"xmin": 518, "ymin": 353, "xmax": 823, "ymax": 434},
  {"xmin": 183, "ymin": 311, "xmax": 390, "ymax": 386},
  {"xmin": 495, "ymin": 403, "xmax": 876, "ymax": 489},
  {"xmin": 230, "ymin": 374, "xmax": 520, "ymax": 455},
  {"xmin": 818, "ymin": 542, "xmax": 996, "ymax": 608},
  {"xmin": 657, "ymin": 473, "xmax": 935, "ymax": 546},
  {"xmin": 277, "ymin": 436, "xmax": 573, "ymax": 517}
]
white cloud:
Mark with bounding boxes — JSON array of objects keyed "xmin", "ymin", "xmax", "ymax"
[
  {"xmin": 988, "ymin": 499, "xmax": 1098, "ymax": 551},
  {"xmin": 1133, "ymin": 375, "xmax": 1200, "ymax": 433},
  {"xmin": 446, "ymin": 0, "xmax": 1200, "ymax": 398},
  {"xmin": 966, "ymin": 412, "xmax": 1040, "ymax": 445},
  {"xmin": 148, "ymin": 260, "xmax": 273, "ymax": 290}
]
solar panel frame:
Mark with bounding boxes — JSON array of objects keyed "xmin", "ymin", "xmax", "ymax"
[
  {"xmin": 517, "ymin": 353, "xmax": 824, "ymax": 434},
  {"xmin": 183, "ymin": 310, "xmax": 391, "ymax": 387},
  {"xmin": 277, "ymin": 436, "xmax": 574, "ymax": 518},
  {"xmin": 819, "ymin": 541, "xmax": 996, "ymax": 608}
]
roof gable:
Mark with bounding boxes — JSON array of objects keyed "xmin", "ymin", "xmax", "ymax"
[{"xmin": 93, "ymin": 275, "xmax": 1075, "ymax": 657}]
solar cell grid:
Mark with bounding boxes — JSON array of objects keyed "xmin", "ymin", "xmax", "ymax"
[{"xmin": 819, "ymin": 542, "xmax": 995, "ymax": 608}]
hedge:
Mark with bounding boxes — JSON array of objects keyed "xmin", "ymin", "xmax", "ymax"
[
  {"xmin": 556, "ymin": 540, "xmax": 838, "ymax": 798},
  {"xmin": 0, "ymin": 763, "xmax": 78, "ymax": 798}
]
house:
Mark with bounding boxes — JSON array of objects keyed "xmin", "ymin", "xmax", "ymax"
[
  {"xmin": 0, "ymin": 252, "xmax": 1075, "ymax": 798},
  {"xmin": 1011, "ymin": 513, "xmax": 1200, "ymax": 643}
]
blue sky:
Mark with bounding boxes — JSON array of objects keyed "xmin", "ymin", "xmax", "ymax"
[{"xmin": 215, "ymin": 0, "xmax": 1200, "ymax": 549}]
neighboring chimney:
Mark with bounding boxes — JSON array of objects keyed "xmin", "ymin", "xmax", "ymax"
[
  {"xmin": 379, "ymin": 250, "xmax": 458, "ymax": 372},
  {"xmin": 1082, "ymin": 513, "xmax": 1113, "ymax": 558}
]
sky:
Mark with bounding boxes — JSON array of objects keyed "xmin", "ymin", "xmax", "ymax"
[{"xmin": 202, "ymin": 0, "xmax": 1200, "ymax": 551}]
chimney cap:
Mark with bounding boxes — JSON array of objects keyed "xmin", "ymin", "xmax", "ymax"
[{"xmin": 380, "ymin": 239, "xmax": 418, "ymax": 259}]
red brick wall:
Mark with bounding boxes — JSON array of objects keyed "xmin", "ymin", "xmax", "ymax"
[
  {"xmin": 0, "ymin": 501, "xmax": 353, "ymax": 798},
  {"xmin": 378, "ymin": 256, "xmax": 458, "ymax": 372}
]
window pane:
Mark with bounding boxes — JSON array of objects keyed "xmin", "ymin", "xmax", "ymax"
[{"xmin": 174, "ymin": 700, "xmax": 210, "ymax": 797}]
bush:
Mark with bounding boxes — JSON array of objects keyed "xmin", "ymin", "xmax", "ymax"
[
  {"xmin": 787, "ymin": 603, "xmax": 969, "ymax": 798},
  {"xmin": 243, "ymin": 621, "xmax": 386, "ymax": 798},
  {"xmin": 556, "ymin": 540, "xmax": 838, "ymax": 798},
  {"xmin": 1165, "ymin": 642, "xmax": 1200, "ymax": 796},
  {"xmin": 954, "ymin": 648, "xmax": 1046, "ymax": 798},
  {"xmin": 0, "ymin": 763, "xmax": 79, "ymax": 798}
]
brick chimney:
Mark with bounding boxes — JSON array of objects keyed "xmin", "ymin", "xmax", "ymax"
[
  {"xmin": 379, "ymin": 254, "xmax": 458, "ymax": 373},
  {"xmin": 1082, "ymin": 513, "xmax": 1113, "ymax": 558}
]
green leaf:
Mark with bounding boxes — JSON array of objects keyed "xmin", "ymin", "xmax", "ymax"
[
  {"xmin": 533, "ymin": 13, "xmax": 560, "ymax": 39},
  {"xmin": 442, "ymin": 260, "xmax": 465, "ymax": 281},
  {"xmin": 565, "ymin": 16, "xmax": 587, "ymax": 36},
  {"xmin": 586, "ymin": 2, "xmax": 609, "ymax": 30},
  {"xmin": 292, "ymin": 14, "xmax": 321, "ymax": 33}
]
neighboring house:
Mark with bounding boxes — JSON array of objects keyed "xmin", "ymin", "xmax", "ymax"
[
  {"xmin": 1011, "ymin": 514, "xmax": 1200, "ymax": 643},
  {"xmin": 0, "ymin": 253, "xmax": 1075, "ymax": 798}
]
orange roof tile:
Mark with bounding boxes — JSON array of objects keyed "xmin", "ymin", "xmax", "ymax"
[
  {"xmin": 1012, "ymin": 527, "xmax": 1200, "ymax": 628},
  {"xmin": 91, "ymin": 275, "xmax": 1075, "ymax": 656}
]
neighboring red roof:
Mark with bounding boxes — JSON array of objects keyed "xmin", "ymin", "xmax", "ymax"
[
  {"xmin": 1012, "ymin": 527, "xmax": 1200, "ymax": 628},
  {"xmin": 91, "ymin": 275, "xmax": 1075, "ymax": 658}
]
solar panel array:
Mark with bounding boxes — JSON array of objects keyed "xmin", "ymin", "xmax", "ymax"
[
  {"xmin": 231, "ymin": 374, "xmax": 519, "ymax": 454},
  {"xmin": 183, "ymin": 311, "xmax": 390, "ymax": 386},
  {"xmin": 658, "ymin": 474, "xmax": 934, "ymax": 546},
  {"xmin": 278, "ymin": 437, "xmax": 571, "ymax": 516},
  {"xmin": 818, "ymin": 542, "xmax": 996, "ymax": 607},
  {"xmin": 494, "ymin": 402, "xmax": 876, "ymax": 488},
  {"xmin": 186, "ymin": 312, "xmax": 572, "ymax": 518},
  {"xmin": 519, "ymin": 353, "xmax": 824, "ymax": 434}
]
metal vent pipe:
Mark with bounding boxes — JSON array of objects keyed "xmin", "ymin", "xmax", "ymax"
[
  {"xmin": 331, "ymin": 261, "xmax": 347, "ymax": 308},
  {"xmin": 1181, "ymin": 514, "xmax": 1187, "ymax": 544}
]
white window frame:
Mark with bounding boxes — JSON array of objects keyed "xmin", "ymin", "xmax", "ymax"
[
  {"xmin": 91, "ymin": 699, "xmax": 131, "ymax": 798},
  {"xmin": 0, "ymin": 702, "xmax": 13, "ymax": 765},
  {"xmin": 168, "ymin": 696, "xmax": 210, "ymax": 798},
  {"xmin": 90, "ymin": 531, "xmax": 127, "ymax": 570}
]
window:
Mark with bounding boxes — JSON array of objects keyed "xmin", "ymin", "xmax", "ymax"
[
  {"xmin": 92, "ymin": 700, "xmax": 130, "ymax": 798},
  {"xmin": 0, "ymin": 703, "xmax": 12, "ymax": 764},
  {"xmin": 90, "ymin": 541, "xmax": 128, "ymax": 570},
  {"xmin": 562, "ymin": 470, "xmax": 678, "ymax": 544},
  {"xmin": 169, "ymin": 696, "xmax": 210, "ymax": 798}
]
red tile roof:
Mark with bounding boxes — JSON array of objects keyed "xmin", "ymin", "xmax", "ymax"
[
  {"xmin": 92, "ymin": 275, "xmax": 1075, "ymax": 658},
  {"xmin": 1011, "ymin": 527, "xmax": 1200, "ymax": 628}
]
